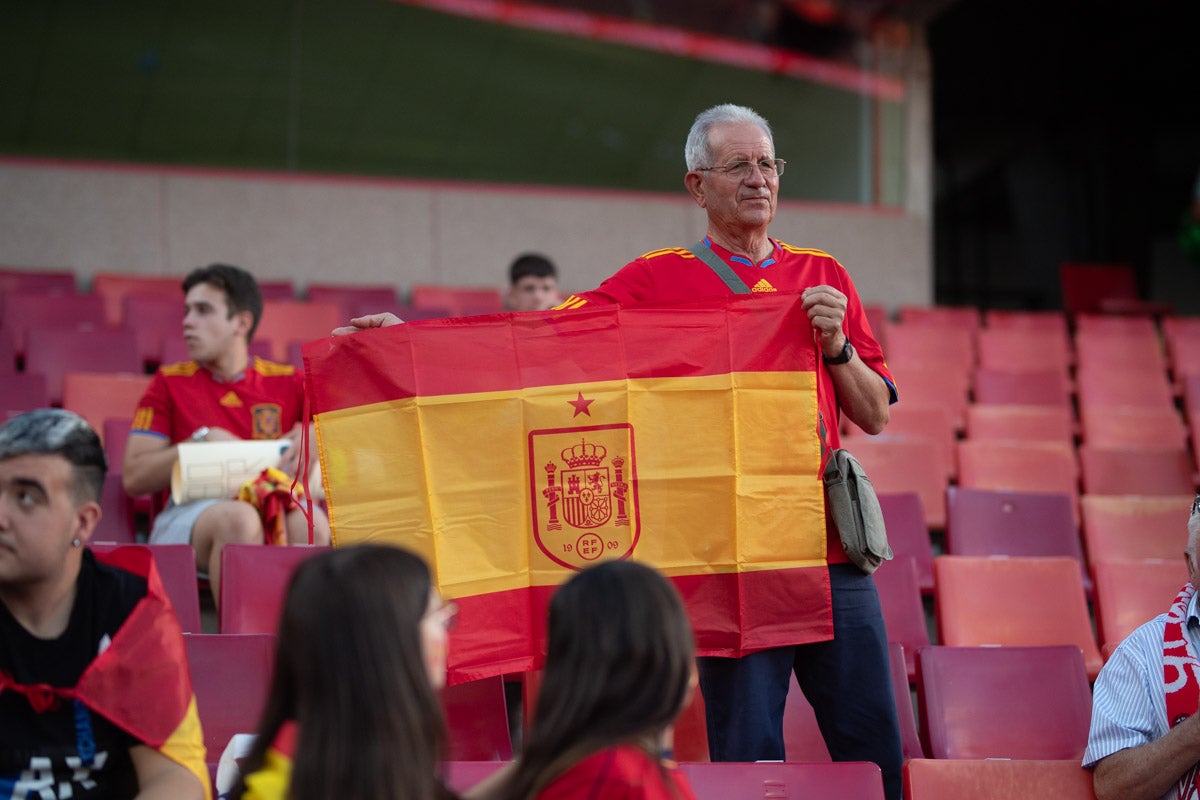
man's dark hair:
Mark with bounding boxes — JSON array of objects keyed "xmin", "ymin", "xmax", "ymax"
[
  {"xmin": 182, "ymin": 263, "xmax": 264, "ymax": 341},
  {"xmin": 508, "ymin": 253, "xmax": 558, "ymax": 285},
  {"xmin": 0, "ymin": 409, "xmax": 107, "ymax": 504}
]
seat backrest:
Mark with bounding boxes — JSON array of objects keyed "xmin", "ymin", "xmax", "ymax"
[
  {"xmin": 1093, "ymin": 558, "xmax": 1188, "ymax": 651},
  {"xmin": 897, "ymin": 305, "xmax": 981, "ymax": 331},
  {"xmin": 956, "ymin": 440, "xmax": 1079, "ymax": 526},
  {"xmin": 933, "ymin": 555, "xmax": 1103, "ymax": 679},
  {"xmin": 91, "ymin": 543, "xmax": 202, "ymax": 633},
  {"xmin": 1078, "ymin": 446, "xmax": 1195, "ymax": 497},
  {"xmin": 0, "ymin": 371, "xmax": 48, "ymax": 419},
  {"xmin": 24, "ymin": 328, "xmax": 142, "ymax": 405},
  {"xmin": 1074, "ymin": 330, "xmax": 1165, "ymax": 372},
  {"xmin": 780, "ymin": 642, "xmax": 923, "ymax": 762},
  {"xmin": 1076, "ymin": 365, "xmax": 1176, "ymax": 412},
  {"xmin": 878, "ymin": 492, "xmax": 933, "ymax": 594},
  {"xmin": 184, "ymin": 634, "xmax": 276, "ymax": 759},
  {"xmin": 915, "ymin": 644, "xmax": 1092, "ymax": 760},
  {"xmin": 844, "ymin": 437, "xmax": 948, "ymax": 529},
  {"xmin": 219, "ymin": 544, "xmax": 331, "ymax": 634},
  {"xmin": 0, "ymin": 267, "xmax": 77, "ymax": 295},
  {"xmin": 1080, "ymin": 406, "xmax": 1188, "ymax": 450},
  {"xmin": 61, "ymin": 372, "xmax": 151, "ymax": 444},
  {"xmin": 681, "ymin": 761, "xmax": 885, "ymax": 800},
  {"xmin": 972, "ymin": 368, "xmax": 1071, "ymax": 408},
  {"xmin": 977, "ymin": 328, "xmax": 1071, "ymax": 374},
  {"xmin": 408, "ymin": 284, "xmax": 504, "ymax": 317},
  {"xmin": 874, "ymin": 556, "xmax": 930, "ymax": 682},
  {"xmin": 91, "ymin": 476, "xmax": 139, "ymax": 546},
  {"xmin": 944, "ymin": 486, "xmax": 1084, "ymax": 563},
  {"xmin": 253, "ymin": 300, "xmax": 343, "ymax": 363},
  {"xmin": 90, "ymin": 272, "xmax": 180, "ymax": 327},
  {"xmin": 882, "ymin": 322, "xmax": 975, "ymax": 375},
  {"xmin": 845, "ymin": 404, "xmax": 956, "ymax": 480},
  {"xmin": 1081, "ymin": 495, "xmax": 1195, "ymax": 564},
  {"xmin": 441, "ymin": 676, "xmax": 514, "ymax": 761},
  {"xmin": 122, "ymin": 292, "xmax": 186, "ymax": 368},
  {"xmin": 965, "ymin": 404, "xmax": 1075, "ymax": 445},
  {"xmin": 886, "ymin": 365, "xmax": 970, "ymax": 431},
  {"xmin": 1, "ymin": 291, "xmax": 108, "ymax": 356},
  {"xmin": 305, "ymin": 284, "xmax": 399, "ymax": 321},
  {"xmin": 903, "ymin": 758, "xmax": 1098, "ymax": 800}
]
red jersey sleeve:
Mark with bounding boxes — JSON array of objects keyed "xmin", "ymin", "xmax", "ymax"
[{"xmin": 130, "ymin": 371, "xmax": 174, "ymax": 440}]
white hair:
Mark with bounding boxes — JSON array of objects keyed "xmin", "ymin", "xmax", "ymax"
[{"xmin": 684, "ymin": 104, "xmax": 774, "ymax": 171}]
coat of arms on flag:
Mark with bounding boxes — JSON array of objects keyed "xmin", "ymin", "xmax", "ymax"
[{"xmin": 304, "ymin": 293, "xmax": 832, "ymax": 684}]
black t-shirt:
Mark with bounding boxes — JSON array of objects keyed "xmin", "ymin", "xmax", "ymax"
[{"xmin": 0, "ymin": 549, "xmax": 148, "ymax": 798}]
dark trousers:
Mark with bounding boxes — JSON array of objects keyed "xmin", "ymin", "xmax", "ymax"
[{"xmin": 696, "ymin": 563, "xmax": 903, "ymax": 800}]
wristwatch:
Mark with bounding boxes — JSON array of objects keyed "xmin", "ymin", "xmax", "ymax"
[
  {"xmin": 822, "ymin": 340, "xmax": 854, "ymax": 365},
  {"xmin": 190, "ymin": 426, "xmax": 210, "ymax": 442}
]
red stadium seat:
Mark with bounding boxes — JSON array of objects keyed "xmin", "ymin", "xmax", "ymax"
[
  {"xmin": 0, "ymin": 267, "xmax": 77, "ymax": 295},
  {"xmin": 977, "ymin": 328, "xmax": 1071, "ymax": 374},
  {"xmin": 915, "ymin": 645, "xmax": 1092, "ymax": 760},
  {"xmin": 956, "ymin": 440, "xmax": 1079, "ymax": 525},
  {"xmin": 184, "ymin": 634, "xmax": 276, "ymax": 776},
  {"xmin": 0, "ymin": 372, "xmax": 48, "ymax": 420},
  {"xmin": 305, "ymin": 283, "xmax": 400, "ymax": 321},
  {"xmin": 972, "ymin": 368, "xmax": 1072, "ymax": 409},
  {"xmin": 1080, "ymin": 406, "xmax": 1188, "ymax": 450},
  {"xmin": 965, "ymin": 404, "xmax": 1075, "ymax": 446},
  {"xmin": 90, "ymin": 272, "xmax": 179, "ymax": 327},
  {"xmin": 254, "ymin": 300, "xmax": 342, "ymax": 363},
  {"xmin": 874, "ymin": 556, "xmax": 931, "ymax": 681},
  {"xmin": 24, "ymin": 328, "xmax": 142, "ymax": 405},
  {"xmin": 682, "ymin": 761, "xmax": 885, "ymax": 800},
  {"xmin": 933, "ymin": 555, "xmax": 1103, "ymax": 680},
  {"xmin": 91, "ymin": 475, "xmax": 139, "ymax": 545},
  {"xmin": 91, "ymin": 543, "xmax": 202, "ymax": 633},
  {"xmin": 846, "ymin": 437, "xmax": 949, "ymax": 529},
  {"xmin": 882, "ymin": 322, "xmax": 975, "ymax": 375},
  {"xmin": 409, "ymin": 284, "xmax": 504, "ymax": 317},
  {"xmin": 1082, "ymin": 495, "xmax": 1195, "ymax": 566},
  {"xmin": 441, "ymin": 676, "xmax": 514, "ymax": 761},
  {"xmin": 1093, "ymin": 558, "xmax": 1188, "ymax": 653},
  {"xmin": 1078, "ymin": 446, "xmax": 1196, "ymax": 497},
  {"xmin": 1, "ymin": 290, "xmax": 108, "ymax": 357},
  {"xmin": 122, "ymin": 292, "xmax": 184, "ymax": 368},
  {"xmin": 1076, "ymin": 365, "xmax": 1175, "ymax": 413},
  {"xmin": 878, "ymin": 492, "xmax": 934, "ymax": 594},
  {"xmin": 219, "ymin": 544, "xmax": 331, "ymax": 634},
  {"xmin": 61, "ymin": 372, "xmax": 151, "ymax": 444},
  {"xmin": 845, "ymin": 404, "xmax": 956, "ymax": 480},
  {"xmin": 903, "ymin": 758, "xmax": 1098, "ymax": 800}
]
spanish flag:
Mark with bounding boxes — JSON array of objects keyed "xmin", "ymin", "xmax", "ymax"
[{"xmin": 305, "ymin": 293, "xmax": 831, "ymax": 684}]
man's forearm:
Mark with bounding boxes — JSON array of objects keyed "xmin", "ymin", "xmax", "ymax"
[
  {"xmin": 1093, "ymin": 717, "xmax": 1200, "ymax": 800},
  {"xmin": 828, "ymin": 357, "xmax": 890, "ymax": 435}
]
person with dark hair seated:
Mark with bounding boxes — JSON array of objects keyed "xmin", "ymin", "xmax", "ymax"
[
  {"xmin": 493, "ymin": 559, "xmax": 697, "ymax": 800},
  {"xmin": 0, "ymin": 409, "xmax": 208, "ymax": 799},
  {"xmin": 232, "ymin": 544, "xmax": 458, "ymax": 800}
]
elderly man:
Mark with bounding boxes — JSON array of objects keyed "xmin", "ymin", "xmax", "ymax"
[
  {"xmin": 0, "ymin": 409, "xmax": 208, "ymax": 798},
  {"xmin": 1085, "ymin": 495, "xmax": 1200, "ymax": 800},
  {"xmin": 337, "ymin": 103, "xmax": 902, "ymax": 798}
]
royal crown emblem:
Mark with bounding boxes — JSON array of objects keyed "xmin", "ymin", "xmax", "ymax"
[{"xmin": 529, "ymin": 422, "xmax": 639, "ymax": 570}]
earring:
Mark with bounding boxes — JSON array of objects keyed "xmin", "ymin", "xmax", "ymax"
[{"xmin": 72, "ymin": 539, "xmax": 81, "ymax": 548}]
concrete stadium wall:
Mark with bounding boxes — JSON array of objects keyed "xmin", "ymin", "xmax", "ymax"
[{"xmin": 0, "ymin": 158, "xmax": 931, "ymax": 309}]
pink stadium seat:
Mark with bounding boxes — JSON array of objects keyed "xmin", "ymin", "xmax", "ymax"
[
  {"xmin": 1078, "ymin": 446, "xmax": 1195, "ymax": 497},
  {"xmin": 845, "ymin": 404, "xmax": 956, "ymax": 480},
  {"xmin": 61, "ymin": 372, "xmax": 151, "ymax": 444},
  {"xmin": 1082, "ymin": 495, "xmax": 1195, "ymax": 566},
  {"xmin": 254, "ymin": 300, "xmax": 342, "ymax": 363},
  {"xmin": 887, "ymin": 365, "xmax": 970, "ymax": 431},
  {"xmin": 874, "ymin": 556, "xmax": 930, "ymax": 681},
  {"xmin": 882, "ymin": 322, "xmax": 975, "ymax": 375},
  {"xmin": 944, "ymin": 486, "xmax": 1090, "ymax": 596},
  {"xmin": 984, "ymin": 308, "xmax": 1069, "ymax": 334},
  {"xmin": 257, "ymin": 280, "xmax": 296, "ymax": 300},
  {"xmin": 878, "ymin": 492, "xmax": 934, "ymax": 594},
  {"xmin": 956, "ymin": 440, "xmax": 1079, "ymax": 525},
  {"xmin": 972, "ymin": 368, "xmax": 1071, "ymax": 408},
  {"xmin": 441, "ymin": 676, "xmax": 514, "ymax": 761},
  {"xmin": 915, "ymin": 644, "xmax": 1092, "ymax": 760},
  {"xmin": 90, "ymin": 272, "xmax": 179, "ymax": 327},
  {"xmin": 1081, "ymin": 406, "xmax": 1189, "ymax": 450},
  {"xmin": 0, "ymin": 267, "xmax": 77, "ymax": 295},
  {"xmin": 903, "ymin": 758, "xmax": 1098, "ymax": 800},
  {"xmin": 408, "ymin": 284, "xmax": 504, "ymax": 317},
  {"xmin": 1, "ymin": 290, "xmax": 108, "ymax": 357},
  {"xmin": 682, "ymin": 761, "xmax": 885, "ymax": 800},
  {"xmin": 122, "ymin": 292, "xmax": 184, "ymax": 367},
  {"xmin": 1093, "ymin": 558, "xmax": 1188, "ymax": 653},
  {"xmin": 933, "ymin": 555, "xmax": 1103, "ymax": 680},
  {"xmin": 1074, "ymin": 312, "xmax": 1159, "ymax": 337},
  {"xmin": 977, "ymin": 328, "xmax": 1071, "ymax": 374},
  {"xmin": 0, "ymin": 372, "xmax": 48, "ymax": 419},
  {"xmin": 219, "ymin": 544, "xmax": 331, "ymax": 634},
  {"xmin": 91, "ymin": 543, "xmax": 202, "ymax": 633},
  {"xmin": 92, "ymin": 475, "xmax": 139, "ymax": 546},
  {"xmin": 845, "ymin": 437, "xmax": 948, "ymax": 529},
  {"xmin": 897, "ymin": 305, "xmax": 981, "ymax": 332},
  {"xmin": 24, "ymin": 328, "xmax": 141, "ymax": 405},
  {"xmin": 965, "ymin": 404, "xmax": 1075, "ymax": 446},
  {"xmin": 184, "ymin": 634, "xmax": 276, "ymax": 775},
  {"xmin": 306, "ymin": 283, "xmax": 399, "ymax": 321},
  {"xmin": 1076, "ymin": 365, "xmax": 1176, "ymax": 412},
  {"xmin": 1075, "ymin": 331, "xmax": 1166, "ymax": 373}
]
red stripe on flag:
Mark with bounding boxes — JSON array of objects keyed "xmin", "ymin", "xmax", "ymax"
[
  {"xmin": 444, "ymin": 565, "xmax": 830, "ymax": 684},
  {"xmin": 306, "ymin": 293, "xmax": 815, "ymax": 413}
]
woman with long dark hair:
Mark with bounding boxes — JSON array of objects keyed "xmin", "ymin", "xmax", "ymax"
[
  {"xmin": 233, "ymin": 544, "xmax": 457, "ymax": 800},
  {"xmin": 497, "ymin": 559, "xmax": 698, "ymax": 799}
]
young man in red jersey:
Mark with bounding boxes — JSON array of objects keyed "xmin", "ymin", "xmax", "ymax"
[{"xmin": 124, "ymin": 264, "xmax": 330, "ymax": 603}]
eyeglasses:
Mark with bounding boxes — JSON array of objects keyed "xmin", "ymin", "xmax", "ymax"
[
  {"xmin": 425, "ymin": 600, "xmax": 459, "ymax": 632},
  {"xmin": 696, "ymin": 159, "xmax": 786, "ymax": 179}
]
